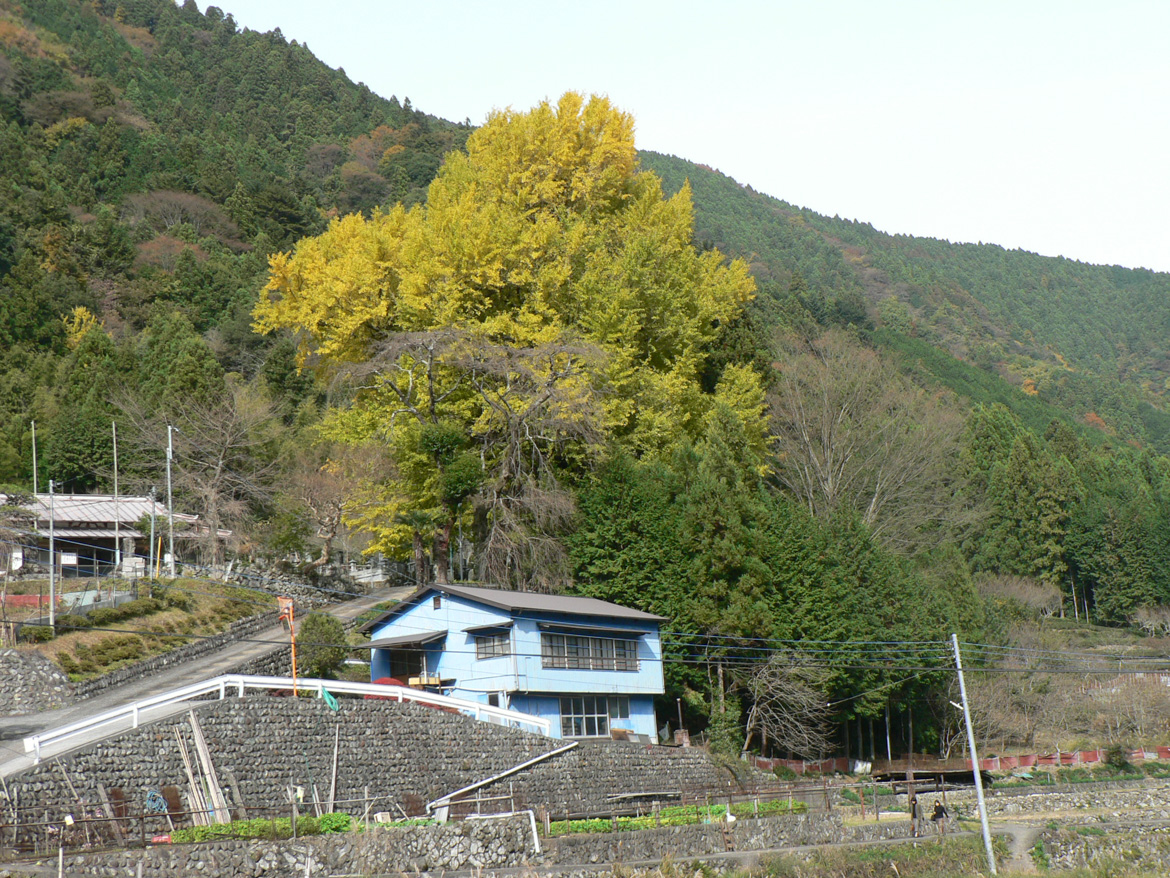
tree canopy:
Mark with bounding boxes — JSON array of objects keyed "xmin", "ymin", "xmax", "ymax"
[{"xmin": 255, "ymin": 93, "xmax": 763, "ymax": 586}]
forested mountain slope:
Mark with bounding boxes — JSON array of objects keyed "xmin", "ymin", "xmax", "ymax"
[
  {"xmin": 0, "ymin": 0, "xmax": 466, "ymax": 483},
  {"xmin": 642, "ymin": 151, "xmax": 1170, "ymax": 451},
  {"xmin": 4, "ymin": 0, "xmax": 1170, "ymax": 762}
]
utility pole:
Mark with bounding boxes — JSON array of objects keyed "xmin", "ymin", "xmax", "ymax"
[
  {"xmin": 48, "ymin": 480, "xmax": 55, "ymax": 630},
  {"xmin": 166, "ymin": 426, "xmax": 176, "ymax": 577},
  {"xmin": 952, "ymin": 633, "xmax": 997, "ymax": 876},
  {"xmin": 30, "ymin": 420, "xmax": 37, "ymax": 496},
  {"xmin": 112, "ymin": 421, "xmax": 120, "ymax": 571},
  {"xmin": 149, "ymin": 486, "xmax": 157, "ymax": 581}
]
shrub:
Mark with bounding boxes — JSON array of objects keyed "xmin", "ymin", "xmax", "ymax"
[
  {"xmin": 163, "ymin": 592, "xmax": 193, "ymax": 612},
  {"xmin": 1104, "ymin": 744, "xmax": 1134, "ymax": 772},
  {"xmin": 57, "ymin": 652, "xmax": 80, "ymax": 674},
  {"xmin": 20, "ymin": 625, "xmax": 54, "ymax": 643},
  {"xmin": 297, "ymin": 614, "xmax": 348, "ymax": 679},
  {"xmin": 319, "ymin": 813, "xmax": 351, "ymax": 833},
  {"xmin": 56, "ymin": 613, "xmax": 91, "ymax": 630},
  {"xmin": 89, "ymin": 598, "xmax": 162, "ymax": 627},
  {"xmin": 88, "ymin": 635, "xmax": 145, "ymax": 666}
]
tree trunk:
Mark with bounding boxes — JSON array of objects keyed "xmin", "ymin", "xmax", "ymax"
[
  {"xmin": 433, "ymin": 518, "xmax": 455, "ymax": 584},
  {"xmin": 412, "ymin": 530, "xmax": 428, "ymax": 584},
  {"xmin": 305, "ymin": 537, "xmax": 333, "ymax": 572},
  {"xmin": 740, "ymin": 703, "xmax": 758, "ymax": 758}
]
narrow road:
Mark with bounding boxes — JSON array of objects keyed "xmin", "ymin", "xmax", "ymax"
[{"xmin": 0, "ymin": 585, "xmax": 411, "ymax": 777}]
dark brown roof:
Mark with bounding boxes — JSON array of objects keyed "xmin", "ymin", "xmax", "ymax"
[
  {"xmin": 358, "ymin": 583, "xmax": 664, "ymax": 633},
  {"xmin": 354, "ymin": 630, "xmax": 448, "ymax": 649}
]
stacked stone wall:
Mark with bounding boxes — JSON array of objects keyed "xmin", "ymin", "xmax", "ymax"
[
  {"xmin": 5, "ymin": 697, "xmax": 560, "ymax": 826},
  {"xmin": 1039, "ymin": 822, "xmax": 1170, "ymax": 870},
  {"xmin": 912, "ymin": 782, "xmax": 1170, "ymax": 819},
  {"xmin": 41, "ymin": 814, "xmax": 534, "ymax": 877},
  {"xmin": 0, "ymin": 650, "xmax": 73, "ymax": 715},
  {"xmin": 0, "ymin": 809, "xmax": 928, "ymax": 878},
  {"xmin": 4, "ymin": 697, "xmax": 775, "ymax": 831},
  {"xmin": 542, "ymin": 811, "xmax": 905, "ymax": 864},
  {"xmin": 481, "ymin": 740, "xmax": 772, "ymax": 816},
  {"xmin": 230, "ymin": 642, "xmax": 293, "ymax": 677}
]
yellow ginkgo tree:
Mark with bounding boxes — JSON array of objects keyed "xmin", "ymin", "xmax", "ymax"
[{"xmin": 254, "ymin": 92, "xmax": 763, "ymax": 588}]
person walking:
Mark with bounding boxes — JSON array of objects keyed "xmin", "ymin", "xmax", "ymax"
[
  {"xmin": 931, "ymin": 799, "xmax": 949, "ymax": 836},
  {"xmin": 909, "ymin": 793, "xmax": 920, "ymax": 838}
]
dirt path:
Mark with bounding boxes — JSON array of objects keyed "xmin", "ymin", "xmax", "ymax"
[{"xmin": 998, "ymin": 822, "xmax": 1043, "ymax": 873}]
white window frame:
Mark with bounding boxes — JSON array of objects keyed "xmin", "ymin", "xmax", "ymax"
[{"xmin": 559, "ymin": 695, "xmax": 631, "ymax": 737}]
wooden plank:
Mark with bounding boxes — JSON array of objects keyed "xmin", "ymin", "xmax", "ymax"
[
  {"xmin": 188, "ymin": 711, "xmax": 231, "ymax": 824},
  {"xmin": 96, "ymin": 784, "xmax": 125, "ymax": 843},
  {"xmin": 327, "ymin": 727, "xmax": 339, "ymax": 814},
  {"xmin": 175, "ymin": 728, "xmax": 208, "ymax": 826},
  {"xmin": 221, "ymin": 768, "xmax": 248, "ymax": 820}
]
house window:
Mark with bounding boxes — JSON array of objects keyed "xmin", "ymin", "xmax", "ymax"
[
  {"xmin": 433, "ymin": 595, "xmax": 442, "ymax": 610},
  {"xmin": 559, "ymin": 696, "xmax": 630, "ymax": 737},
  {"xmin": 388, "ymin": 650, "xmax": 423, "ymax": 681},
  {"xmin": 541, "ymin": 633, "xmax": 638, "ymax": 671},
  {"xmin": 474, "ymin": 632, "xmax": 511, "ymax": 659}
]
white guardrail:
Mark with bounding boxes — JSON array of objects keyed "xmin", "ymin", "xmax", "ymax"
[{"xmin": 23, "ymin": 675, "xmax": 552, "ymax": 763}]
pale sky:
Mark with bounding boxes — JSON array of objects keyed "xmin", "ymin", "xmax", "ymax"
[{"xmin": 213, "ymin": 1, "xmax": 1169, "ymax": 273}]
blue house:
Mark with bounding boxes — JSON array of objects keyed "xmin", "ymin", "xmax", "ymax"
[{"xmin": 357, "ymin": 583, "xmax": 665, "ymax": 740}]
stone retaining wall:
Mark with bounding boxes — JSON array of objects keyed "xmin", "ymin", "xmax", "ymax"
[
  {"xmin": 40, "ymin": 814, "xmax": 534, "ymax": 877},
  {"xmin": 231, "ymin": 642, "xmax": 292, "ymax": 677},
  {"xmin": 928, "ymin": 782, "xmax": 1170, "ymax": 818},
  {"xmin": 542, "ymin": 811, "xmax": 905, "ymax": 864},
  {"xmin": 4, "ymin": 695, "xmax": 758, "ymax": 831},
  {"xmin": 480, "ymin": 741, "xmax": 769, "ymax": 817},
  {"xmin": 1039, "ymin": 823, "xmax": 1170, "ymax": 871},
  {"xmin": 0, "ymin": 650, "xmax": 73, "ymax": 716},
  {"xmin": 0, "ymin": 810, "xmax": 921, "ymax": 877}
]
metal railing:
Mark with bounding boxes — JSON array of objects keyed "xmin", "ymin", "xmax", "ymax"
[{"xmin": 23, "ymin": 674, "xmax": 551, "ymax": 762}]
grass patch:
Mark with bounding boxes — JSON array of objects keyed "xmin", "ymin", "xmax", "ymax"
[
  {"xmin": 170, "ymin": 812, "xmax": 351, "ymax": 843},
  {"xmin": 22, "ymin": 578, "xmax": 276, "ymax": 680},
  {"xmin": 549, "ymin": 800, "xmax": 806, "ymax": 835},
  {"xmin": 1142, "ymin": 761, "xmax": 1170, "ymax": 778},
  {"xmin": 1031, "ymin": 840, "xmax": 1051, "ymax": 869},
  {"xmin": 756, "ymin": 834, "xmax": 1007, "ymax": 877}
]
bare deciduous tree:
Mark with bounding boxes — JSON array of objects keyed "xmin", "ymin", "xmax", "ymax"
[
  {"xmin": 451, "ymin": 334, "xmax": 605, "ymax": 592},
  {"xmin": 737, "ymin": 652, "xmax": 833, "ymax": 760},
  {"xmin": 769, "ymin": 329, "xmax": 973, "ymax": 552},
  {"xmin": 1129, "ymin": 605, "xmax": 1170, "ymax": 637},
  {"xmin": 979, "ymin": 574, "xmax": 1063, "ymax": 618},
  {"xmin": 1085, "ymin": 676, "xmax": 1170, "ymax": 745},
  {"xmin": 116, "ymin": 379, "xmax": 280, "ymax": 565},
  {"xmin": 122, "ymin": 190, "xmax": 240, "ymax": 242},
  {"xmin": 282, "ymin": 441, "xmax": 378, "ymax": 571}
]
